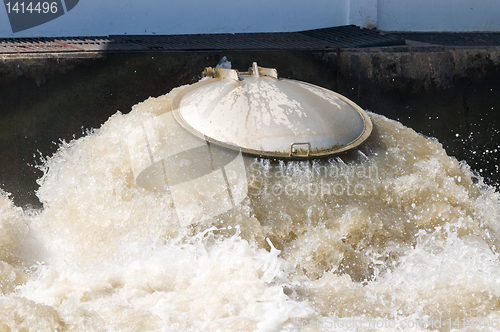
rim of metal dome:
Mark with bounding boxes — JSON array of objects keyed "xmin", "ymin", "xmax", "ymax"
[{"xmin": 172, "ymin": 63, "xmax": 372, "ymax": 159}]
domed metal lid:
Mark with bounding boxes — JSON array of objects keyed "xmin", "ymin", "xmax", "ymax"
[{"xmin": 172, "ymin": 62, "xmax": 372, "ymax": 159}]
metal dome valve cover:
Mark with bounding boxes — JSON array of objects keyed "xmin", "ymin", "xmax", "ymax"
[{"xmin": 172, "ymin": 62, "xmax": 372, "ymax": 159}]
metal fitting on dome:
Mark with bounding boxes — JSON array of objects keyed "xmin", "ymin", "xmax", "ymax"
[{"xmin": 202, "ymin": 67, "xmax": 240, "ymax": 81}]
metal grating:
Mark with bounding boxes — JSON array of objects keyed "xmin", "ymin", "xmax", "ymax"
[
  {"xmin": 115, "ymin": 31, "xmax": 336, "ymax": 51},
  {"xmin": 0, "ymin": 25, "xmax": 406, "ymax": 54},
  {"xmin": 300, "ymin": 25, "xmax": 405, "ymax": 48},
  {"xmin": 55, "ymin": 36, "xmax": 147, "ymax": 51},
  {"xmin": 390, "ymin": 32, "xmax": 500, "ymax": 47},
  {"xmin": 0, "ymin": 37, "xmax": 69, "ymax": 52}
]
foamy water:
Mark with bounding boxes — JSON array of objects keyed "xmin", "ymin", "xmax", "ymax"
[{"xmin": 1, "ymin": 84, "xmax": 499, "ymax": 331}]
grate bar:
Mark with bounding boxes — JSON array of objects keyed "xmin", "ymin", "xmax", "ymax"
[{"xmin": 0, "ymin": 25, "xmax": 406, "ymax": 54}]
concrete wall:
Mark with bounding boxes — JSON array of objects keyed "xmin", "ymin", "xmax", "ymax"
[{"xmin": 1, "ymin": 0, "xmax": 499, "ymax": 37}]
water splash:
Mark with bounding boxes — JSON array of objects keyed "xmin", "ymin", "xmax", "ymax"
[{"xmin": 0, "ymin": 87, "xmax": 499, "ymax": 331}]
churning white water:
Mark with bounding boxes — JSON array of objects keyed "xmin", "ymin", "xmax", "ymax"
[{"xmin": 1, "ymin": 83, "xmax": 499, "ymax": 331}]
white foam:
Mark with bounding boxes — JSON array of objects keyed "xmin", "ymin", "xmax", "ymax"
[{"xmin": 0, "ymin": 88, "xmax": 499, "ymax": 331}]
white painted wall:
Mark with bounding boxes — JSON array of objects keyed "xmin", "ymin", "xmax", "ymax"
[
  {"xmin": 378, "ymin": 0, "xmax": 500, "ymax": 32},
  {"xmin": 1, "ymin": 0, "xmax": 499, "ymax": 37},
  {"xmin": 0, "ymin": 0, "xmax": 348, "ymax": 37}
]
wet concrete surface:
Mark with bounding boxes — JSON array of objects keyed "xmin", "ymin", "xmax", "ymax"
[{"xmin": 0, "ymin": 36, "xmax": 499, "ymax": 207}]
